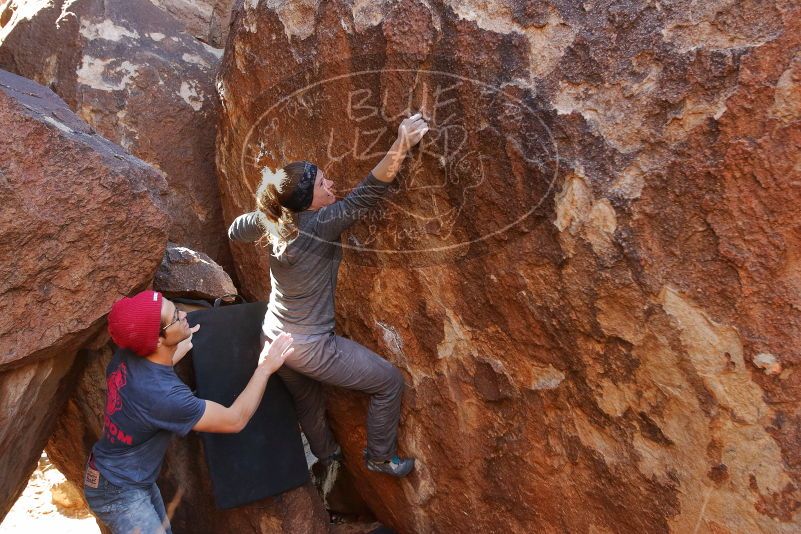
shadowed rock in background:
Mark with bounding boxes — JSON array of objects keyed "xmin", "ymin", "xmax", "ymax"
[
  {"xmin": 148, "ymin": 0, "xmax": 236, "ymax": 48},
  {"xmin": 154, "ymin": 242, "xmax": 237, "ymax": 301},
  {"xmin": 0, "ymin": 0, "xmax": 234, "ymax": 273}
]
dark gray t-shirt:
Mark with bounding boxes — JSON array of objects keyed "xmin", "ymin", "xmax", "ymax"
[
  {"xmin": 229, "ymin": 173, "xmax": 391, "ymax": 338},
  {"xmin": 91, "ymin": 349, "xmax": 206, "ymax": 488}
]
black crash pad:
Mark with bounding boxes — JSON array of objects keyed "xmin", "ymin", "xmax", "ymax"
[{"xmin": 187, "ymin": 302, "xmax": 308, "ymax": 509}]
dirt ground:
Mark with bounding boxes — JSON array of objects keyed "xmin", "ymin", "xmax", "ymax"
[{"xmin": 0, "ymin": 452, "xmax": 99, "ymax": 534}]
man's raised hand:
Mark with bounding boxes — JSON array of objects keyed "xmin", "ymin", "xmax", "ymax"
[
  {"xmin": 258, "ymin": 332, "xmax": 294, "ymax": 375},
  {"xmin": 174, "ymin": 324, "xmax": 200, "ymax": 363}
]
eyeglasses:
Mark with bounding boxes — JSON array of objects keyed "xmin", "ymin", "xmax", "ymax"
[{"xmin": 161, "ymin": 308, "xmax": 180, "ymax": 335}]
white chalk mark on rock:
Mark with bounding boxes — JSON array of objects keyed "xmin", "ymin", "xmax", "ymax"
[
  {"xmin": 182, "ymin": 53, "xmax": 210, "ymax": 69},
  {"xmin": 377, "ymin": 321, "xmax": 404, "ymax": 357},
  {"xmin": 76, "ymin": 57, "xmax": 138, "ymax": 91},
  {"xmin": 179, "ymin": 80, "xmax": 203, "ymax": 111},
  {"xmin": 79, "ymin": 18, "xmax": 139, "ymax": 41},
  {"xmin": 528, "ymin": 365, "xmax": 565, "ymax": 390},
  {"xmin": 753, "ymin": 352, "xmax": 782, "ymax": 375},
  {"xmin": 42, "ymin": 115, "xmax": 74, "ymax": 135}
]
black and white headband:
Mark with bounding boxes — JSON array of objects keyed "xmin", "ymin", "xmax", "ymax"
[{"xmin": 282, "ymin": 161, "xmax": 317, "ymax": 212}]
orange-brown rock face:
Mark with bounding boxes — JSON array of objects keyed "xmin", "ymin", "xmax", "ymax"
[
  {"xmin": 0, "ymin": 68, "xmax": 169, "ymax": 518},
  {"xmin": 217, "ymin": 1, "xmax": 801, "ymax": 533},
  {"xmin": 0, "ymin": 0, "xmax": 233, "ymax": 271}
]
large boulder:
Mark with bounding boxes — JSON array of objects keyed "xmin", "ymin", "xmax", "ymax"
[
  {"xmin": 148, "ymin": 0, "xmax": 236, "ymax": 48},
  {"xmin": 216, "ymin": 1, "xmax": 801, "ymax": 533},
  {"xmin": 0, "ymin": 68, "xmax": 169, "ymax": 519},
  {"xmin": 0, "ymin": 0, "xmax": 233, "ymax": 272}
]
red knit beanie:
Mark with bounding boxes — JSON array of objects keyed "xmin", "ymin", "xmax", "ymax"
[{"xmin": 107, "ymin": 290, "xmax": 163, "ymax": 356}]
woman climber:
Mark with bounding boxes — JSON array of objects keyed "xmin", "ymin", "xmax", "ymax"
[{"xmin": 228, "ymin": 113, "xmax": 429, "ymax": 477}]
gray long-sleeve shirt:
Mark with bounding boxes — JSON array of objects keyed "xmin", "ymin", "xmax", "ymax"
[{"xmin": 228, "ymin": 173, "xmax": 391, "ymax": 338}]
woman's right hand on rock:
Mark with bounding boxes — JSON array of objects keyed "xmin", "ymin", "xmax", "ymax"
[
  {"xmin": 397, "ymin": 113, "xmax": 429, "ymax": 150},
  {"xmin": 258, "ymin": 332, "xmax": 294, "ymax": 374}
]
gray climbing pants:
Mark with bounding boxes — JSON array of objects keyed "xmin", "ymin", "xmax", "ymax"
[{"xmin": 261, "ymin": 332, "xmax": 404, "ymax": 461}]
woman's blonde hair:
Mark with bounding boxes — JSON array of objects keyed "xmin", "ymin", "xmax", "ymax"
[{"xmin": 255, "ymin": 161, "xmax": 309, "ymax": 254}]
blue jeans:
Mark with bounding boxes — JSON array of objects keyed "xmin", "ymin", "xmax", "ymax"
[{"xmin": 83, "ymin": 465, "xmax": 171, "ymax": 534}]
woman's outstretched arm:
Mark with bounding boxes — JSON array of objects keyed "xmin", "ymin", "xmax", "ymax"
[{"xmin": 312, "ymin": 114, "xmax": 429, "ymax": 241}]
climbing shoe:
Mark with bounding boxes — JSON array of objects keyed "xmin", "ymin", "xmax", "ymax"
[
  {"xmin": 365, "ymin": 455, "xmax": 415, "ymax": 477},
  {"xmin": 319, "ymin": 445, "xmax": 343, "ymax": 467}
]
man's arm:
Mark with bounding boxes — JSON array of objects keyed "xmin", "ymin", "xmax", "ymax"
[
  {"xmin": 193, "ymin": 372, "xmax": 270, "ymax": 433},
  {"xmin": 192, "ymin": 333, "xmax": 293, "ymax": 433}
]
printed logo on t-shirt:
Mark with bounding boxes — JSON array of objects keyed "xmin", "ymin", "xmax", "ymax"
[
  {"xmin": 102, "ymin": 362, "xmax": 133, "ymax": 445},
  {"xmin": 106, "ymin": 362, "xmax": 127, "ymax": 415}
]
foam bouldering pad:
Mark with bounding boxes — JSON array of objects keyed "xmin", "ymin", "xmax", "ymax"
[{"xmin": 187, "ymin": 302, "xmax": 309, "ymax": 509}]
